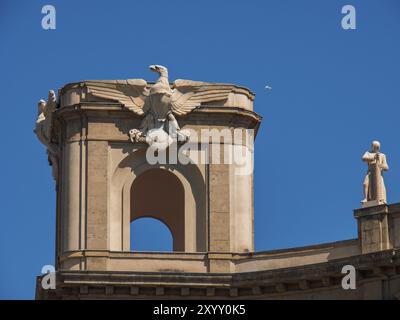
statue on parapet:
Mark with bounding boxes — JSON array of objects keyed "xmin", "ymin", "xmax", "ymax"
[{"xmin": 361, "ymin": 140, "xmax": 389, "ymax": 206}]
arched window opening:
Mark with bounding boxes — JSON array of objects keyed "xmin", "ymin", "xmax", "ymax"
[
  {"xmin": 130, "ymin": 168, "xmax": 185, "ymax": 251},
  {"xmin": 130, "ymin": 217, "xmax": 173, "ymax": 252}
]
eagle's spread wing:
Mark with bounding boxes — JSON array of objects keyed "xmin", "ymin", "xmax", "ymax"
[
  {"xmin": 36, "ymin": 90, "xmax": 57, "ymax": 146},
  {"xmin": 85, "ymin": 79, "xmax": 148, "ymax": 115},
  {"xmin": 170, "ymin": 79, "xmax": 232, "ymax": 116}
]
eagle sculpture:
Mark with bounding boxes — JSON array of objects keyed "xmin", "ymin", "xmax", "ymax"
[
  {"xmin": 34, "ymin": 89, "xmax": 58, "ymax": 180},
  {"xmin": 84, "ymin": 65, "xmax": 233, "ymax": 148}
]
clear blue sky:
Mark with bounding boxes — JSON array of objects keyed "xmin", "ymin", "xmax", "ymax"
[{"xmin": 1, "ymin": 0, "xmax": 399, "ymax": 299}]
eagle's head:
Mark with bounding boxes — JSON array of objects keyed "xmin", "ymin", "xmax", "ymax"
[{"xmin": 149, "ymin": 64, "xmax": 168, "ymax": 77}]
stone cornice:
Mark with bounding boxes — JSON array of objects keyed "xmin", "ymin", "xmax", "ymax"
[
  {"xmin": 56, "ymin": 103, "xmax": 261, "ymax": 121},
  {"xmin": 37, "ymin": 248, "xmax": 400, "ymax": 299},
  {"xmin": 55, "ymin": 103, "xmax": 262, "ymax": 144}
]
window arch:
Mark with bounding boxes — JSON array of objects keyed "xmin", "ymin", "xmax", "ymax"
[
  {"xmin": 111, "ymin": 149, "xmax": 207, "ymax": 252},
  {"xmin": 130, "ymin": 168, "xmax": 185, "ymax": 251}
]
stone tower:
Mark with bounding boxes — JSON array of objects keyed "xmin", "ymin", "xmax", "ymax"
[{"xmin": 35, "ymin": 66, "xmax": 261, "ymax": 299}]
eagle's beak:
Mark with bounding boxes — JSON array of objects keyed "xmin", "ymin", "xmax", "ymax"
[{"xmin": 149, "ymin": 65, "xmax": 157, "ymax": 72}]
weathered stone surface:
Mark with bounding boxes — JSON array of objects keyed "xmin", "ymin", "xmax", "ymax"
[{"xmin": 354, "ymin": 204, "xmax": 392, "ymax": 254}]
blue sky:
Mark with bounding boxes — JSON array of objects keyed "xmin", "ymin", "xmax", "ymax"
[{"xmin": 1, "ymin": 0, "xmax": 399, "ymax": 299}]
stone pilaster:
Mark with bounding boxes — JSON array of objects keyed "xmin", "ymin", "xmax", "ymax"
[
  {"xmin": 86, "ymin": 140, "xmax": 109, "ymax": 250},
  {"xmin": 208, "ymin": 162, "xmax": 231, "ymax": 252}
]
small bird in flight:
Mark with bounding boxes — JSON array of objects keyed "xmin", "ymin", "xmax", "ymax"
[{"xmin": 265, "ymin": 85, "xmax": 272, "ymax": 90}]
